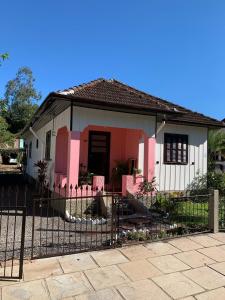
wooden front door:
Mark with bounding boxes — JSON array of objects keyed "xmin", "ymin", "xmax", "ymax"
[{"xmin": 88, "ymin": 131, "xmax": 111, "ymax": 183}]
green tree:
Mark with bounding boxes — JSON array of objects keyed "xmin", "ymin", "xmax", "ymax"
[
  {"xmin": 0, "ymin": 53, "xmax": 9, "ymax": 66},
  {"xmin": 208, "ymin": 129, "xmax": 225, "ymax": 171},
  {"xmin": 4, "ymin": 67, "xmax": 41, "ymax": 133},
  {"xmin": 0, "ymin": 116, "xmax": 14, "ymax": 148}
]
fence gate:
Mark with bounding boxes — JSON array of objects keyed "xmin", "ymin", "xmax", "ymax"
[
  {"xmin": 0, "ymin": 206, "xmax": 26, "ymax": 279},
  {"xmin": 0, "ymin": 175, "xmax": 27, "ymax": 280}
]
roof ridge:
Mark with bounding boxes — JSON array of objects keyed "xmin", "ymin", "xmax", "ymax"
[
  {"xmin": 57, "ymin": 78, "xmax": 106, "ymax": 94},
  {"xmin": 110, "ymin": 79, "xmax": 176, "ymax": 111},
  {"xmin": 110, "ymin": 79, "xmax": 221, "ymax": 122},
  {"xmin": 54, "ymin": 78, "xmax": 222, "ymax": 126}
]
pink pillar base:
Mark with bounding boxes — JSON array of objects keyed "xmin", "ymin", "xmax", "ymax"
[
  {"xmin": 122, "ymin": 175, "xmax": 144, "ymax": 196},
  {"xmin": 122, "ymin": 175, "xmax": 134, "ymax": 196},
  {"xmin": 93, "ymin": 176, "xmax": 105, "ymax": 191}
]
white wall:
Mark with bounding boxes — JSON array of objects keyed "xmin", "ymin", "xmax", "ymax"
[
  {"xmin": 155, "ymin": 123, "xmax": 208, "ymax": 191},
  {"xmin": 72, "ymin": 106, "xmax": 156, "ymax": 137},
  {"xmin": 25, "ymin": 107, "xmax": 70, "ymax": 185},
  {"xmin": 26, "ymin": 104, "xmax": 208, "ymax": 192}
]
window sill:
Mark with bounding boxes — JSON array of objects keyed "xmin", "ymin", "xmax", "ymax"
[{"xmin": 163, "ymin": 162, "xmax": 188, "ymax": 165}]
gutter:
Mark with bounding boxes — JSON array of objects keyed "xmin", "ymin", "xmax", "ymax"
[
  {"xmin": 29, "ymin": 127, "xmax": 45, "ymax": 145},
  {"xmin": 156, "ymin": 120, "xmax": 166, "ymax": 136}
]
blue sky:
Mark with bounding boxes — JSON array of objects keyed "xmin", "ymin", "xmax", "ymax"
[{"xmin": 1, "ymin": 0, "xmax": 225, "ymax": 120}]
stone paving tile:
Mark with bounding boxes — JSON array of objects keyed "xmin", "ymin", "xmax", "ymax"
[
  {"xmin": 85, "ymin": 265, "xmax": 130, "ymax": 291},
  {"xmin": 75, "ymin": 288, "xmax": 122, "ymax": 299},
  {"xmin": 148, "ymin": 254, "xmax": 190, "ymax": 273},
  {"xmin": 218, "ymin": 244, "xmax": 225, "ymax": 252},
  {"xmin": 209, "ymin": 261, "xmax": 225, "ymax": 276},
  {"xmin": 208, "ymin": 233, "xmax": 225, "ymax": 243},
  {"xmin": 59, "ymin": 253, "xmax": 98, "ymax": 273},
  {"xmin": 180, "ymin": 297, "xmax": 195, "ymax": 300},
  {"xmin": 183, "ymin": 266, "xmax": 225, "ymax": 290},
  {"xmin": 0, "ymin": 266, "xmax": 20, "ymax": 286},
  {"xmin": 46, "ymin": 272, "xmax": 92, "ymax": 299},
  {"xmin": 188, "ymin": 235, "xmax": 223, "ymax": 247},
  {"xmin": 91, "ymin": 249, "xmax": 128, "ymax": 267},
  {"xmin": 198, "ymin": 246, "xmax": 225, "ymax": 262},
  {"xmin": 116, "ymin": 279, "xmax": 171, "ymax": 300},
  {"xmin": 144, "ymin": 241, "xmax": 181, "ymax": 256},
  {"xmin": 195, "ymin": 287, "xmax": 225, "ymax": 300},
  {"xmin": 118, "ymin": 259, "xmax": 161, "ymax": 281},
  {"xmin": 23, "ymin": 258, "xmax": 62, "ymax": 281},
  {"xmin": 174, "ymin": 250, "xmax": 215, "ymax": 268},
  {"xmin": 168, "ymin": 237, "xmax": 203, "ymax": 251},
  {"xmin": 119, "ymin": 245, "xmax": 153, "ymax": 261},
  {"xmin": 2, "ymin": 279, "xmax": 50, "ymax": 300},
  {"xmin": 152, "ymin": 272, "xmax": 204, "ymax": 299}
]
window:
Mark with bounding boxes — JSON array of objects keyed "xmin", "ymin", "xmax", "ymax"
[
  {"xmin": 36, "ymin": 139, "xmax": 39, "ymax": 149},
  {"xmin": 164, "ymin": 133, "xmax": 188, "ymax": 164},
  {"xmin": 45, "ymin": 130, "xmax": 51, "ymax": 160},
  {"xmin": 29, "ymin": 141, "xmax": 32, "ymax": 158}
]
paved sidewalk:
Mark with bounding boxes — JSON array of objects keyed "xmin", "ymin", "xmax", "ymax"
[{"xmin": 2, "ymin": 233, "xmax": 225, "ymax": 299}]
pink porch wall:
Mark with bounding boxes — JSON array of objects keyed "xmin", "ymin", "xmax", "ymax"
[
  {"xmin": 79, "ymin": 125, "xmax": 142, "ymax": 179},
  {"xmin": 124, "ymin": 129, "xmax": 141, "ymax": 163}
]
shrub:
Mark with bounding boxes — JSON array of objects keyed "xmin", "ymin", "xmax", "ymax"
[
  {"xmin": 187, "ymin": 171, "xmax": 225, "ymax": 196},
  {"xmin": 34, "ymin": 160, "xmax": 48, "ymax": 185},
  {"xmin": 136, "ymin": 176, "xmax": 157, "ymax": 198}
]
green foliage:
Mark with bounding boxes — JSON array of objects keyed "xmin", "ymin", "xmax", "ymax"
[
  {"xmin": 79, "ymin": 163, "xmax": 94, "ymax": 185},
  {"xmin": 3, "ymin": 67, "xmax": 41, "ymax": 133},
  {"xmin": 187, "ymin": 171, "xmax": 225, "ymax": 195},
  {"xmin": 175, "ymin": 201, "xmax": 208, "ymax": 225},
  {"xmin": 154, "ymin": 193, "xmax": 174, "ymax": 212},
  {"xmin": 0, "ymin": 116, "xmax": 14, "ymax": 148},
  {"xmin": 0, "ymin": 53, "xmax": 9, "ymax": 66},
  {"xmin": 34, "ymin": 160, "xmax": 48, "ymax": 184},
  {"xmin": 208, "ymin": 130, "xmax": 225, "ymax": 171},
  {"xmin": 127, "ymin": 231, "xmax": 148, "ymax": 241},
  {"xmin": 136, "ymin": 176, "xmax": 157, "ymax": 197}
]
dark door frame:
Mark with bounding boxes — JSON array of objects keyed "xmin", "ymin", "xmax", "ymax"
[{"xmin": 88, "ymin": 131, "xmax": 111, "ymax": 183}]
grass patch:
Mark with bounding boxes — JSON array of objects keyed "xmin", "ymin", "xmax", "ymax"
[{"xmin": 170, "ymin": 201, "xmax": 209, "ymax": 225}]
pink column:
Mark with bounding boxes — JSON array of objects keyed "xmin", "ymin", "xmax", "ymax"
[
  {"xmin": 144, "ymin": 135, "xmax": 156, "ymax": 182},
  {"xmin": 67, "ymin": 131, "xmax": 80, "ymax": 188}
]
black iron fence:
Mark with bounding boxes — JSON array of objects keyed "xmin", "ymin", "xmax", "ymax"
[
  {"xmin": 219, "ymin": 195, "xmax": 225, "ymax": 230},
  {"xmin": 0, "ymin": 180, "xmax": 29, "ymax": 279},
  {"xmin": 0, "ymin": 182, "xmax": 27, "ymax": 279},
  {"xmin": 116, "ymin": 191, "xmax": 211, "ymax": 245},
  {"xmin": 31, "ymin": 183, "xmax": 212, "ymax": 258},
  {"xmin": 0, "ymin": 206, "xmax": 26, "ymax": 279},
  {"xmin": 31, "ymin": 184, "xmax": 118, "ymax": 259},
  {"xmin": 0, "ymin": 175, "xmax": 219, "ymax": 279}
]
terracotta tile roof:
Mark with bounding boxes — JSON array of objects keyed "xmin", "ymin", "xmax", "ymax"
[{"xmin": 54, "ymin": 78, "xmax": 223, "ymax": 127}]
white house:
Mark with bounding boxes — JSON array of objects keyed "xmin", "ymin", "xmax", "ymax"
[{"xmin": 22, "ymin": 78, "xmax": 224, "ymax": 193}]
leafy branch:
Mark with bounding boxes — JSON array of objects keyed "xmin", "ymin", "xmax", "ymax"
[{"xmin": 0, "ymin": 53, "xmax": 9, "ymax": 66}]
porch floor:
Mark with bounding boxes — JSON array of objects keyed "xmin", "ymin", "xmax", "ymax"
[{"xmin": 2, "ymin": 233, "xmax": 225, "ymax": 299}]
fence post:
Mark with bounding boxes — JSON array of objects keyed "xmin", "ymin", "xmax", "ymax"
[{"xmin": 209, "ymin": 189, "xmax": 219, "ymax": 233}]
